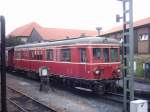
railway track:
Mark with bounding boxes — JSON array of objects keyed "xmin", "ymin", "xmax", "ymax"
[
  {"xmin": 6, "ymin": 71, "xmax": 150, "ymax": 111},
  {"xmin": 102, "ymin": 92, "xmax": 150, "ymax": 110},
  {"xmin": 7, "ymin": 85, "xmax": 55, "ymax": 112}
]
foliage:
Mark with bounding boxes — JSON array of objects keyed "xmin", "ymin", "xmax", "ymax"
[
  {"xmin": 136, "ymin": 64, "xmax": 144, "ymax": 77},
  {"xmin": 6, "ymin": 36, "xmax": 25, "ymax": 47},
  {"xmin": 135, "ymin": 55, "xmax": 150, "ymax": 77}
]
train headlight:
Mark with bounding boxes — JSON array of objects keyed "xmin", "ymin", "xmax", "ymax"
[
  {"xmin": 95, "ymin": 70, "xmax": 101, "ymax": 75},
  {"xmin": 116, "ymin": 68, "xmax": 122, "ymax": 77},
  {"xmin": 117, "ymin": 68, "xmax": 121, "ymax": 73}
]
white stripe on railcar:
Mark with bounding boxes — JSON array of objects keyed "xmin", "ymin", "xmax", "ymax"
[{"xmin": 15, "ymin": 59, "xmax": 120, "ymax": 65}]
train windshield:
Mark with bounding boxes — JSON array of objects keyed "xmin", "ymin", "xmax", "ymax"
[
  {"xmin": 93, "ymin": 48, "xmax": 101, "ymax": 59},
  {"xmin": 103, "ymin": 48, "xmax": 109, "ymax": 62},
  {"xmin": 110, "ymin": 48, "xmax": 119, "ymax": 62}
]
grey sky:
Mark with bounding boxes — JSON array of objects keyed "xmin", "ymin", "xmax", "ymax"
[{"xmin": 0, "ymin": 0, "xmax": 150, "ymax": 34}]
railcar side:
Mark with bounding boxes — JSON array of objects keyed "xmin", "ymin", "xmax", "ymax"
[{"xmin": 9, "ymin": 37, "xmax": 121, "ymax": 94}]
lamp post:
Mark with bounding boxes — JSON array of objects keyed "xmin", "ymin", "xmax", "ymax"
[
  {"xmin": 0, "ymin": 16, "xmax": 7, "ymax": 112},
  {"xmin": 96, "ymin": 27, "xmax": 102, "ymax": 37}
]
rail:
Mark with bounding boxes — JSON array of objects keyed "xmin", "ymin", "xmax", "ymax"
[
  {"xmin": 104, "ymin": 92, "xmax": 150, "ymax": 110},
  {"xmin": 7, "ymin": 85, "xmax": 55, "ymax": 112}
]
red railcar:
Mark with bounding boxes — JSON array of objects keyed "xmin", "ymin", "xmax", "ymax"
[
  {"xmin": 9, "ymin": 37, "xmax": 121, "ymax": 94},
  {"xmin": 6, "ymin": 47, "xmax": 14, "ymax": 69}
]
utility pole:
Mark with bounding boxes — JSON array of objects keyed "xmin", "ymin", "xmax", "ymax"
[
  {"xmin": 116, "ymin": 0, "xmax": 134, "ymax": 112},
  {"xmin": 0, "ymin": 16, "xmax": 7, "ymax": 112}
]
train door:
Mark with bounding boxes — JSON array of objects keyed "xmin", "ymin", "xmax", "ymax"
[
  {"xmin": 8, "ymin": 48, "xmax": 14, "ymax": 68},
  {"xmin": 103, "ymin": 48, "xmax": 109, "ymax": 62},
  {"xmin": 79, "ymin": 48, "xmax": 87, "ymax": 76}
]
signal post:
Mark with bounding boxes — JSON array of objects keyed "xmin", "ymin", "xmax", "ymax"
[
  {"xmin": 0, "ymin": 16, "xmax": 7, "ymax": 112},
  {"xmin": 116, "ymin": 0, "xmax": 134, "ymax": 112}
]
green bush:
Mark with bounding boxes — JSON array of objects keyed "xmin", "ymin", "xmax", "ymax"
[
  {"xmin": 134, "ymin": 55, "xmax": 150, "ymax": 77},
  {"xmin": 135, "ymin": 64, "xmax": 144, "ymax": 77}
]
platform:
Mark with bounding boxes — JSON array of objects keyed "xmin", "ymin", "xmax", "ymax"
[{"xmin": 118, "ymin": 79, "xmax": 150, "ymax": 93}]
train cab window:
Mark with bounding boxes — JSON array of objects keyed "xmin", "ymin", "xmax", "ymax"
[
  {"xmin": 46, "ymin": 49, "xmax": 53, "ymax": 60},
  {"xmin": 103, "ymin": 48, "xmax": 109, "ymax": 62},
  {"xmin": 61, "ymin": 49, "xmax": 71, "ymax": 62},
  {"xmin": 110, "ymin": 48, "xmax": 118, "ymax": 62},
  {"xmin": 80, "ymin": 48, "xmax": 87, "ymax": 63},
  {"xmin": 93, "ymin": 48, "xmax": 101, "ymax": 59}
]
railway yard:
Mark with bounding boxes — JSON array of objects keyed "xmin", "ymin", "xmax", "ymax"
[
  {"xmin": 1, "ymin": 2, "xmax": 150, "ymax": 111},
  {"xmin": 0, "ymin": 72, "xmax": 150, "ymax": 112}
]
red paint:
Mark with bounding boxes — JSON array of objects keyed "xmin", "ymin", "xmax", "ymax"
[{"xmin": 12, "ymin": 44, "xmax": 121, "ymax": 80}]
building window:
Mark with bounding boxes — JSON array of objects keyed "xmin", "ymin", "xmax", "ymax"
[
  {"xmin": 93, "ymin": 48, "xmax": 101, "ymax": 59},
  {"xmin": 46, "ymin": 49, "xmax": 53, "ymax": 60},
  {"xmin": 110, "ymin": 48, "xmax": 118, "ymax": 62},
  {"xmin": 21, "ymin": 37, "xmax": 28, "ymax": 43},
  {"xmin": 138, "ymin": 33, "xmax": 149, "ymax": 41},
  {"xmin": 80, "ymin": 48, "xmax": 87, "ymax": 62},
  {"xmin": 61, "ymin": 49, "xmax": 71, "ymax": 62},
  {"xmin": 103, "ymin": 48, "xmax": 109, "ymax": 62}
]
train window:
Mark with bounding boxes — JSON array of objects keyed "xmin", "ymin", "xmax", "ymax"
[
  {"xmin": 33, "ymin": 50, "xmax": 43, "ymax": 60},
  {"xmin": 21, "ymin": 51, "xmax": 26, "ymax": 59},
  {"xmin": 103, "ymin": 48, "xmax": 109, "ymax": 62},
  {"xmin": 37, "ymin": 55, "xmax": 43, "ymax": 60},
  {"xmin": 37, "ymin": 50, "xmax": 43, "ymax": 60},
  {"xmin": 80, "ymin": 48, "xmax": 87, "ymax": 62},
  {"xmin": 46, "ymin": 49, "xmax": 53, "ymax": 60},
  {"xmin": 110, "ymin": 48, "xmax": 118, "ymax": 62},
  {"xmin": 15, "ymin": 52, "xmax": 18, "ymax": 59},
  {"xmin": 15, "ymin": 51, "xmax": 21, "ymax": 59},
  {"xmin": 61, "ymin": 49, "xmax": 71, "ymax": 62},
  {"xmin": 29, "ymin": 51, "xmax": 34, "ymax": 60},
  {"xmin": 93, "ymin": 48, "xmax": 101, "ymax": 59}
]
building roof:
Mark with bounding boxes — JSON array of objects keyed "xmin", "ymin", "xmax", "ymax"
[
  {"xmin": 9, "ymin": 22, "xmax": 41, "ymax": 37},
  {"xmin": 102, "ymin": 17, "xmax": 150, "ymax": 35},
  {"xmin": 36, "ymin": 27, "xmax": 97, "ymax": 40},
  {"xmin": 9, "ymin": 22, "xmax": 97, "ymax": 40}
]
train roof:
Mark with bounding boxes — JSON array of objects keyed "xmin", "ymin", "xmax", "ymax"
[{"xmin": 15, "ymin": 36, "xmax": 120, "ymax": 49}]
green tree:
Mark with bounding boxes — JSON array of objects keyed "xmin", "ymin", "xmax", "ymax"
[{"xmin": 6, "ymin": 36, "xmax": 25, "ymax": 47}]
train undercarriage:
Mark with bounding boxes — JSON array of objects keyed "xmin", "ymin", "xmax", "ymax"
[{"xmin": 7, "ymin": 66, "xmax": 119, "ymax": 95}]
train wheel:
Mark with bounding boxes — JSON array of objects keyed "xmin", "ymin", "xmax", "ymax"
[
  {"xmin": 93, "ymin": 85, "xmax": 105, "ymax": 95},
  {"xmin": 110, "ymin": 82, "xmax": 117, "ymax": 92}
]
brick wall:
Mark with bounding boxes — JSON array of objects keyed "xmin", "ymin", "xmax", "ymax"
[{"xmin": 103, "ymin": 25, "xmax": 150, "ymax": 54}]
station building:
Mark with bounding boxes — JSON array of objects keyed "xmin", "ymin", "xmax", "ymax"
[
  {"xmin": 8, "ymin": 22, "xmax": 97, "ymax": 43},
  {"xmin": 9, "ymin": 17, "xmax": 150, "ymax": 54},
  {"xmin": 101, "ymin": 17, "xmax": 150, "ymax": 54}
]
